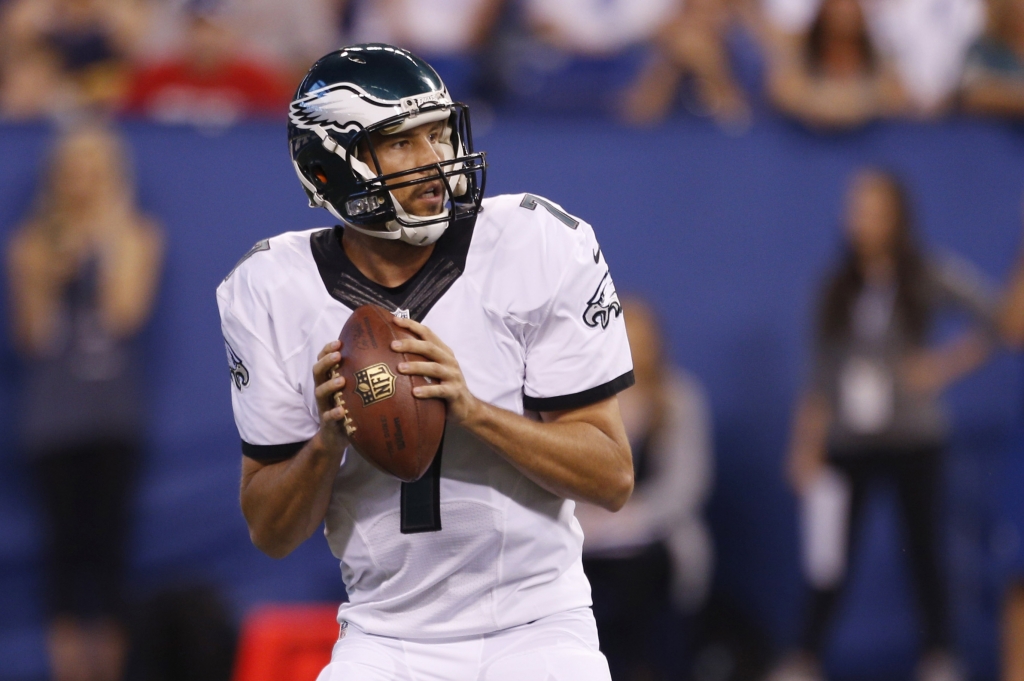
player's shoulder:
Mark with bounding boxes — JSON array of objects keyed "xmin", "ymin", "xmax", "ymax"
[
  {"xmin": 476, "ymin": 193, "xmax": 597, "ymax": 259},
  {"xmin": 216, "ymin": 227, "xmax": 325, "ymax": 315}
]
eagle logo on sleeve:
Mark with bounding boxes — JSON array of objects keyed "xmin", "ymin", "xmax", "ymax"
[
  {"xmin": 583, "ymin": 271, "xmax": 623, "ymax": 329},
  {"xmin": 225, "ymin": 341, "xmax": 250, "ymax": 391}
]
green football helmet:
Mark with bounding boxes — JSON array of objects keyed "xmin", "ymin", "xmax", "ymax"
[{"xmin": 288, "ymin": 44, "xmax": 487, "ymax": 246}]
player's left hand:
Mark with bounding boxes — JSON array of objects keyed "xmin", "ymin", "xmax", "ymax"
[{"xmin": 391, "ymin": 316, "xmax": 479, "ymax": 424}]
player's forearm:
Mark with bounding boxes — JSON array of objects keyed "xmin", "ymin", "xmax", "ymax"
[
  {"xmin": 240, "ymin": 432, "xmax": 343, "ymax": 558},
  {"xmin": 461, "ymin": 399, "xmax": 634, "ymax": 511}
]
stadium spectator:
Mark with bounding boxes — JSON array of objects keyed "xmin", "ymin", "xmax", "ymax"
[
  {"xmin": 122, "ymin": 8, "xmax": 291, "ymax": 127},
  {"xmin": 6, "ymin": 124, "xmax": 163, "ymax": 681},
  {"xmin": 960, "ymin": 0, "xmax": 1024, "ymax": 117},
  {"xmin": 524, "ymin": 0, "xmax": 677, "ymax": 55},
  {"xmin": 347, "ymin": 0, "xmax": 504, "ymax": 97},
  {"xmin": 217, "ymin": 0, "xmax": 346, "ymax": 78},
  {"xmin": 497, "ymin": 0, "xmax": 678, "ymax": 114},
  {"xmin": 771, "ymin": 168, "xmax": 995, "ymax": 681},
  {"xmin": 0, "ymin": 0, "xmax": 147, "ymax": 117},
  {"xmin": 765, "ymin": 0, "xmax": 908, "ymax": 129},
  {"xmin": 135, "ymin": 0, "xmax": 345, "ymax": 85},
  {"xmin": 576, "ymin": 296, "xmax": 714, "ymax": 681},
  {"xmin": 0, "ymin": 43, "xmax": 68, "ymax": 120},
  {"xmin": 763, "ymin": 0, "xmax": 983, "ymax": 115},
  {"xmin": 621, "ymin": 0, "xmax": 752, "ymax": 129},
  {"xmin": 866, "ymin": 0, "xmax": 984, "ymax": 114},
  {"xmin": 996, "ymin": 206, "xmax": 1024, "ymax": 681}
]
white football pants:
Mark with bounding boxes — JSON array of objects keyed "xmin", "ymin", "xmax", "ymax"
[{"xmin": 315, "ymin": 607, "xmax": 612, "ymax": 681}]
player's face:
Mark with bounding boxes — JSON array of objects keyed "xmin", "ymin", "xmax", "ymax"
[{"xmin": 364, "ymin": 120, "xmax": 449, "ymax": 218}]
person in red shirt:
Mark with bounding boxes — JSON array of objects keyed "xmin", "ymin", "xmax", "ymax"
[{"xmin": 122, "ymin": 9, "xmax": 291, "ymax": 125}]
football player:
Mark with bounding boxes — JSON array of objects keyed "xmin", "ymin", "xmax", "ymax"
[{"xmin": 217, "ymin": 44, "xmax": 635, "ymax": 681}]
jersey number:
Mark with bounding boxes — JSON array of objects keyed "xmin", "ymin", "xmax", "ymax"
[{"xmin": 519, "ymin": 194, "xmax": 579, "ymax": 230}]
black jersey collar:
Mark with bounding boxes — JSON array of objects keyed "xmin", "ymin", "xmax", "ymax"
[{"xmin": 310, "ymin": 215, "xmax": 476, "ymax": 323}]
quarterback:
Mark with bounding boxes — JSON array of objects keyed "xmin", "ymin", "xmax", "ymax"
[{"xmin": 217, "ymin": 44, "xmax": 635, "ymax": 680}]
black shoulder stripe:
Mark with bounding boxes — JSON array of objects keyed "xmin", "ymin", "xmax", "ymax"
[
  {"xmin": 241, "ymin": 439, "xmax": 309, "ymax": 463},
  {"xmin": 523, "ymin": 370, "xmax": 635, "ymax": 413}
]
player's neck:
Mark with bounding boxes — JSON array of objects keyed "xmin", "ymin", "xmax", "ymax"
[{"xmin": 341, "ymin": 227, "xmax": 435, "ymax": 289}]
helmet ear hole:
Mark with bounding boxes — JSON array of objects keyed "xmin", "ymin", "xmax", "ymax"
[{"xmin": 310, "ymin": 164, "xmax": 329, "ymax": 186}]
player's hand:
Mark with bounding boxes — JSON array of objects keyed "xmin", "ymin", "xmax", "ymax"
[
  {"xmin": 391, "ymin": 317, "xmax": 480, "ymax": 424},
  {"xmin": 312, "ymin": 340, "xmax": 350, "ymax": 454}
]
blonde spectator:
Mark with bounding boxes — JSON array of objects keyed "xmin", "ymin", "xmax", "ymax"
[{"xmin": 7, "ymin": 124, "xmax": 163, "ymax": 681}]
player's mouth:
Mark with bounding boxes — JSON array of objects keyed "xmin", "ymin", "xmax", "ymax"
[{"xmin": 412, "ymin": 179, "xmax": 445, "ymax": 213}]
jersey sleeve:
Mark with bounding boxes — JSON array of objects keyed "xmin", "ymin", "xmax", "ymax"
[
  {"xmin": 218, "ymin": 268, "xmax": 319, "ymax": 462},
  {"xmin": 521, "ymin": 205, "xmax": 634, "ymax": 412}
]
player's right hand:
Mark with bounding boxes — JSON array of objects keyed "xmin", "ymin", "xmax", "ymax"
[{"xmin": 313, "ymin": 340, "xmax": 350, "ymax": 453}]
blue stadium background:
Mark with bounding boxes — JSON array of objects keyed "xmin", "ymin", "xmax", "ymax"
[{"xmin": 1, "ymin": 115, "xmax": 1022, "ymax": 680}]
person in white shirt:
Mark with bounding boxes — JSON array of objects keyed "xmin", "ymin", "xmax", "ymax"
[{"xmin": 216, "ymin": 43, "xmax": 635, "ymax": 681}]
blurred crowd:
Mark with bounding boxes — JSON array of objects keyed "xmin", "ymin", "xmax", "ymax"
[
  {"xmin": 10, "ymin": 3, "xmax": 1024, "ymax": 681},
  {"xmin": 4, "ymin": 0, "xmax": 1024, "ymax": 129}
]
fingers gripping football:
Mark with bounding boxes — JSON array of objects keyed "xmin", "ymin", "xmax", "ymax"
[
  {"xmin": 313, "ymin": 341, "xmax": 356, "ymax": 450},
  {"xmin": 391, "ymin": 317, "xmax": 478, "ymax": 423}
]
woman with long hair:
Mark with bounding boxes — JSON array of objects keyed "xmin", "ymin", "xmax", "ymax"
[
  {"xmin": 766, "ymin": 0, "xmax": 907, "ymax": 129},
  {"xmin": 7, "ymin": 123, "xmax": 163, "ymax": 681},
  {"xmin": 772, "ymin": 169, "xmax": 995, "ymax": 681}
]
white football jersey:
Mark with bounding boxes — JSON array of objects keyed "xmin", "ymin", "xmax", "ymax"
[{"xmin": 216, "ymin": 193, "xmax": 633, "ymax": 639}]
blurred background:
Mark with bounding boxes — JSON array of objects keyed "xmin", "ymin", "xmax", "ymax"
[{"xmin": 3, "ymin": 0, "xmax": 1024, "ymax": 680}]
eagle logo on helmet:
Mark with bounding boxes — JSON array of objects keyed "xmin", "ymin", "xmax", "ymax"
[{"xmin": 289, "ymin": 83, "xmax": 401, "ymax": 138}]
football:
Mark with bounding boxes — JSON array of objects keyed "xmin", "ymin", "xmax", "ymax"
[{"xmin": 333, "ymin": 305, "xmax": 446, "ymax": 482}]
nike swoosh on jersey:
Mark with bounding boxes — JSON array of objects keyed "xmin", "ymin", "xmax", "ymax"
[{"xmin": 592, "ymin": 247, "xmax": 602, "ymax": 264}]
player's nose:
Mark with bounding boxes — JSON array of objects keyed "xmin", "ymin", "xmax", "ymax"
[{"xmin": 412, "ymin": 135, "xmax": 444, "ymax": 168}]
